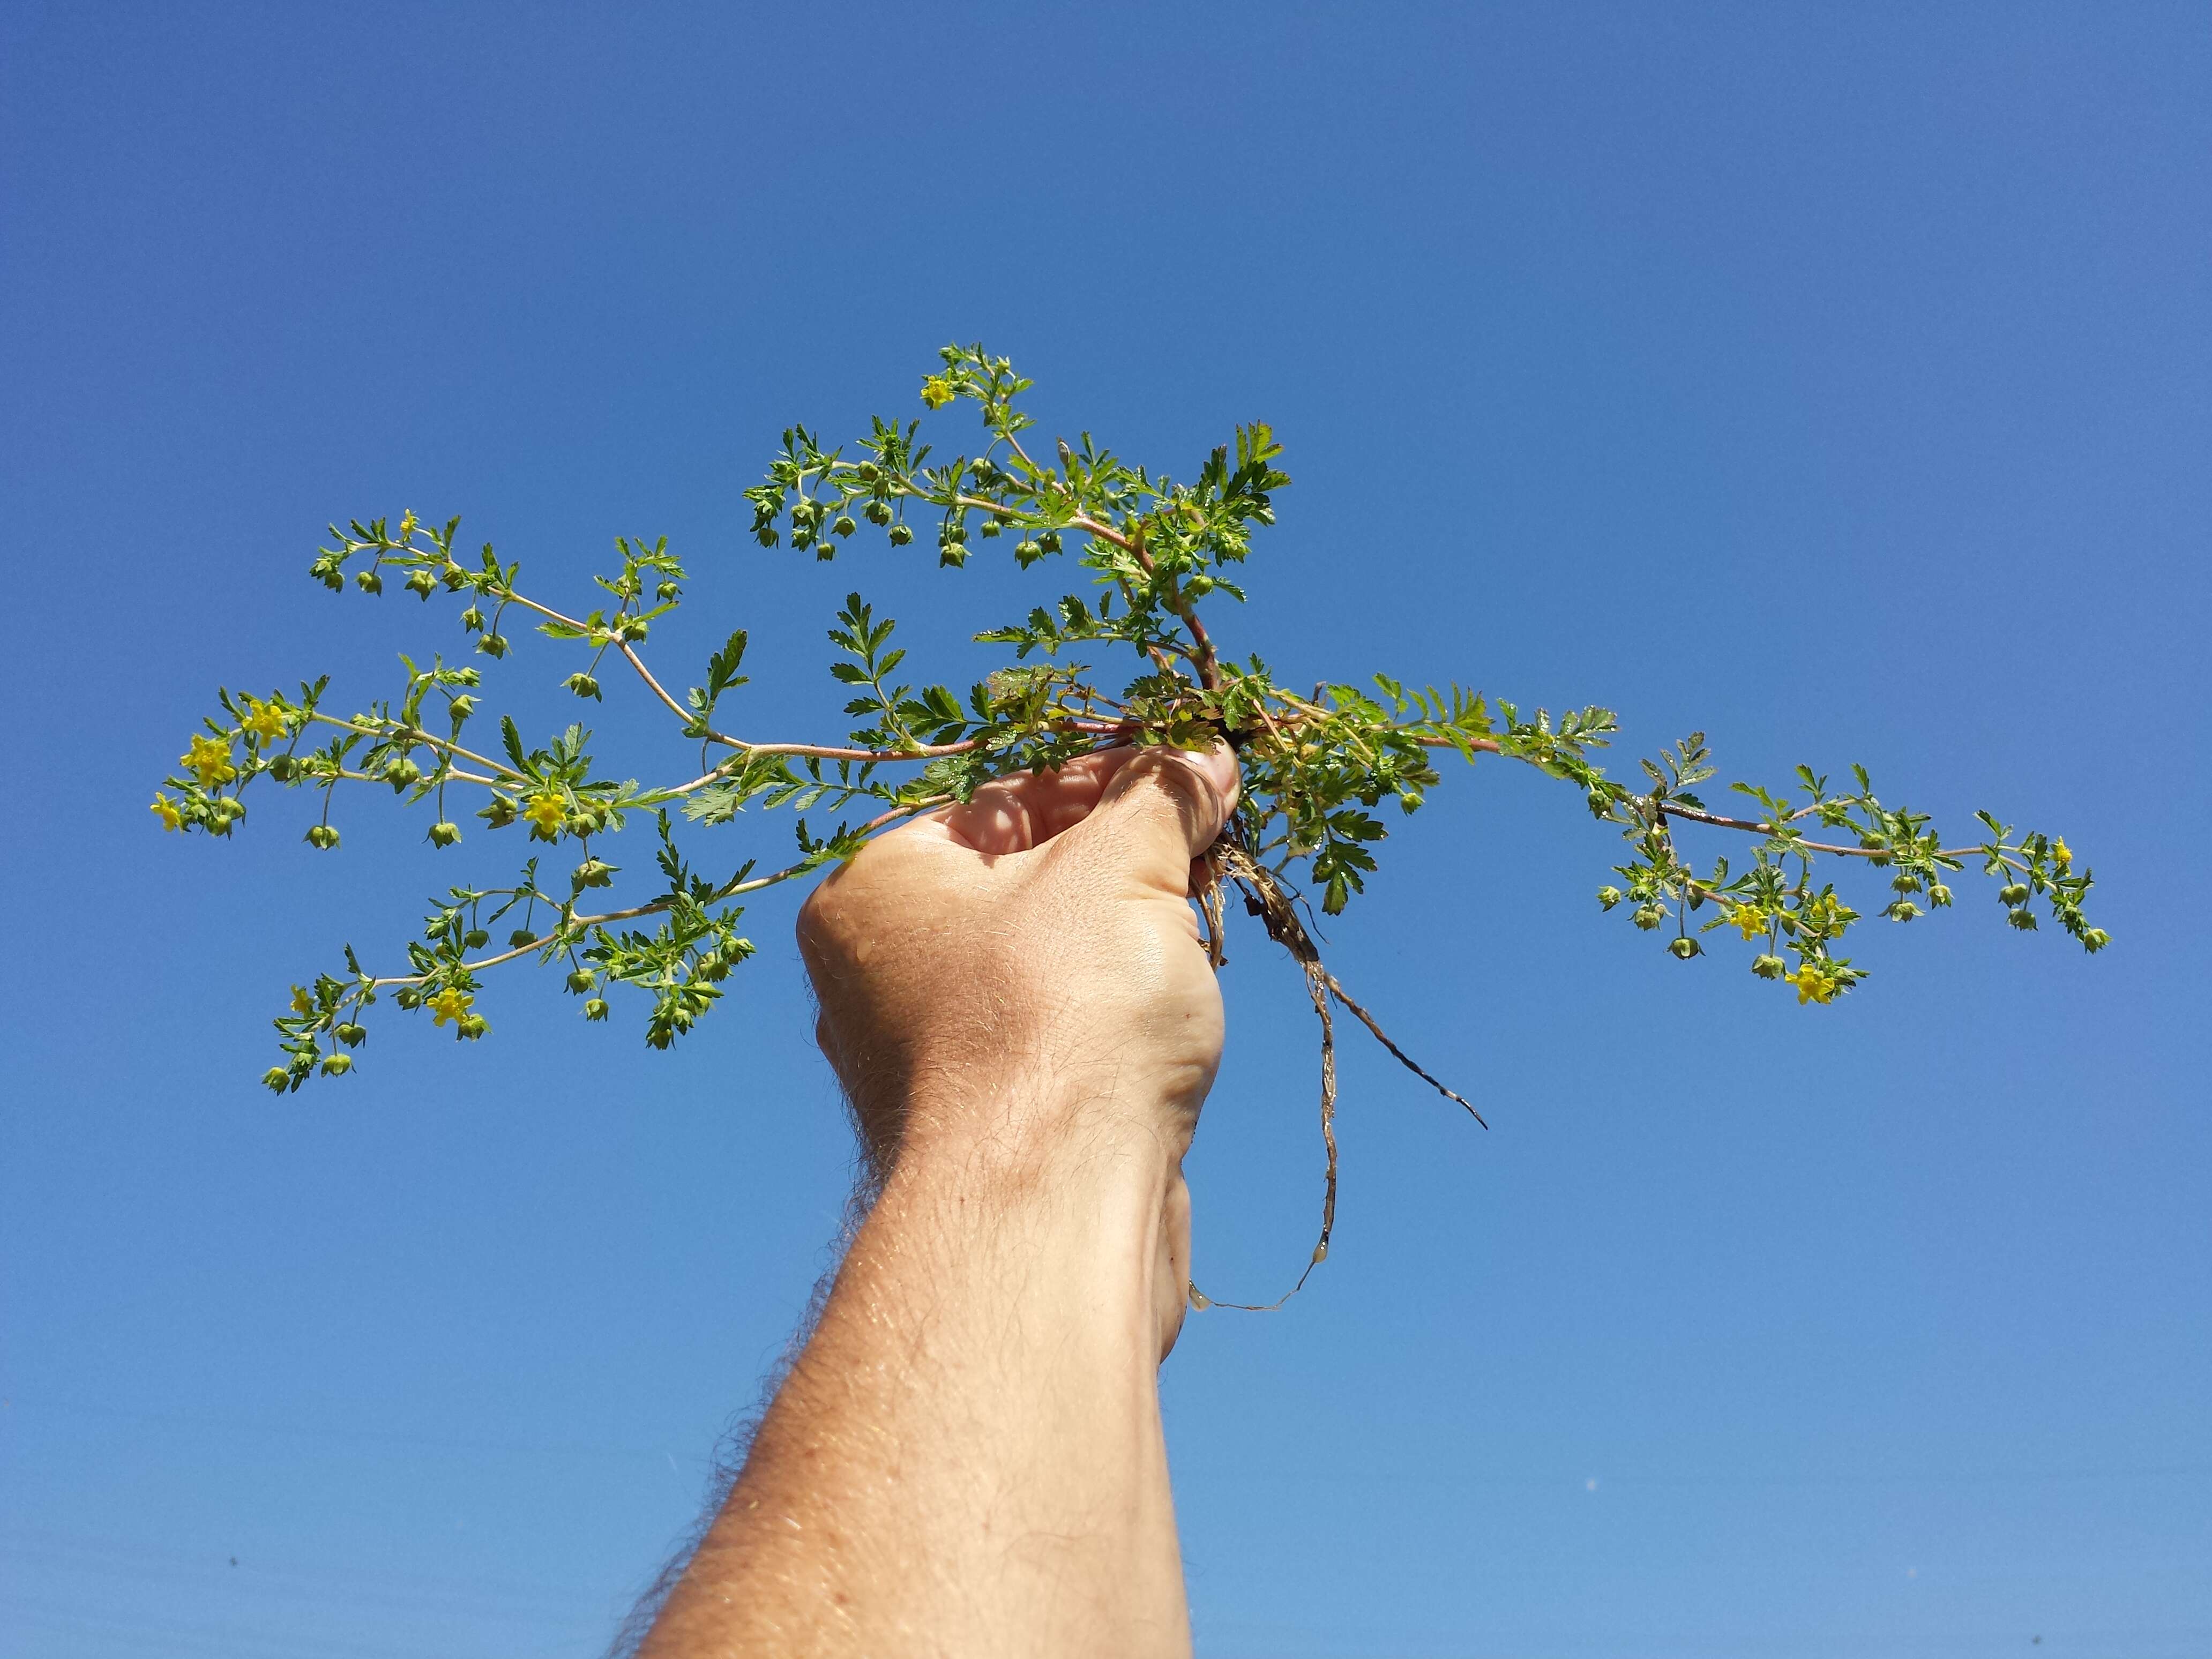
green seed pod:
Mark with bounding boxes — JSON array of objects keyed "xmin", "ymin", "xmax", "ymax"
[
  {"xmin": 480, "ymin": 797, "xmax": 518, "ymax": 828},
  {"xmin": 336, "ymin": 1022, "xmax": 367, "ymax": 1048},
  {"xmin": 305, "ymin": 824, "xmax": 340, "ymax": 850},
  {"xmin": 267, "ymin": 754, "xmax": 298, "ymax": 782},
  {"xmin": 655, "ymin": 580, "xmax": 679, "ymax": 601},
  {"xmin": 1669, "ymin": 935, "xmax": 1701, "ymax": 960},
  {"xmin": 864, "ymin": 500, "xmax": 891, "ymax": 525},
  {"xmin": 1999, "ymin": 882, "xmax": 2030, "ymax": 906},
  {"xmin": 1596, "ymin": 886, "xmax": 1623, "ymax": 909},
  {"xmin": 1037, "ymin": 530, "xmax": 1062, "ymax": 553},
  {"xmin": 263, "ymin": 1067, "xmax": 292, "ymax": 1093},
  {"xmin": 458, "ymin": 1014, "xmax": 489, "ymax": 1040},
  {"xmin": 939, "ymin": 546, "xmax": 968, "ymax": 568},
  {"xmin": 1751, "ymin": 953, "xmax": 1787, "ymax": 980},
  {"xmin": 319, "ymin": 1052, "xmax": 353, "ymax": 1077},
  {"xmin": 698, "ymin": 953, "xmax": 729, "ymax": 982},
  {"xmin": 887, "ymin": 523, "xmax": 914, "ymax": 547},
  {"xmin": 2082, "ymin": 927, "xmax": 2111, "ymax": 952},
  {"xmin": 463, "ymin": 928, "xmax": 490, "ymax": 950},
  {"xmin": 584, "ymin": 997, "xmax": 610, "ymax": 1021},
  {"xmin": 833, "ymin": 515, "xmax": 857, "ymax": 538},
  {"xmin": 1927, "ymin": 883, "xmax": 1954, "ymax": 908},
  {"xmin": 427, "ymin": 820, "xmax": 461, "ymax": 848},
  {"xmin": 1886, "ymin": 900, "xmax": 1922, "ymax": 923},
  {"xmin": 459, "ymin": 605, "xmax": 484, "ymax": 631},
  {"xmin": 855, "ymin": 461, "xmax": 880, "ymax": 482},
  {"xmin": 564, "ymin": 672, "xmax": 601, "ymax": 700},
  {"xmin": 1891, "ymin": 872, "xmax": 1922, "ymax": 893},
  {"xmin": 355, "ymin": 570, "xmax": 384, "ymax": 595},
  {"xmin": 2007, "ymin": 908, "xmax": 2039, "ymax": 931},
  {"xmin": 754, "ymin": 525, "xmax": 779, "ymax": 547},
  {"xmin": 384, "ymin": 758, "xmax": 421, "ymax": 789},
  {"xmin": 509, "ymin": 928, "xmax": 537, "ymax": 948},
  {"xmin": 978, "ymin": 519, "xmax": 1003, "ymax": 537},
  {"xmin": 477, "ymin": 633, "xmax": 509, "ymax": 659},
  {"xmin": 441, "ymin": 565, "xmax": 471, "ymax": 592},
  {"xmin": 565, "ymin": 968, "xmax": 595, "ymax": 994},
  {"xmin": 394, "ymin": 987, "xmax": 421, "ymax": 1010},
  {"xmin": 572, "ymin": 858, "xmax": 614, "ymax": 890},
  {"xmin": 1633, "ymin": 904, "xmax": 1665, "ymax": 931},
  {"xmin": 322, "ymin": 569, "xmax": 345, "ymax": 591}
]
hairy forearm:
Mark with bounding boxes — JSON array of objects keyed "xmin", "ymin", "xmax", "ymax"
[{"xmin": 640, "ymin": 1115, "xmax": 1194, "ymax": 1658}]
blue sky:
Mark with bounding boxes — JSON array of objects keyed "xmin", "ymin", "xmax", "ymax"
[{"xmin": 4, "ymin": 4, "xmax": 2207, "ymax": 1655}]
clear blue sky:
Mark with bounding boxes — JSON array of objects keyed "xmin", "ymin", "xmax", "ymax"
[{"xmin": 4, "ymin": 5, "xmax": 2207, "ymax": 1655}]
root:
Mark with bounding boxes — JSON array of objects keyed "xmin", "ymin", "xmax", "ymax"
[{"xmin": 1188, "ymin": 838, "xmax": 1483, "ymax": 1313}]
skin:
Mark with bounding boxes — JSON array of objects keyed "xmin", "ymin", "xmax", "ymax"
[{"xmin": 638, "ymin": 741, "xmax": 1242, "ymax": 1659}]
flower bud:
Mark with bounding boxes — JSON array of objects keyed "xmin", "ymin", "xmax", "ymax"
[
  {"xmin": 263, "ymin": 1067, "xmax": 292, "ymax": 1093},
  {"xmin": 319, "ymin": 1052, "xmax": 353, "ymax": 1076},
  {"xmin": 355, "ymin": 570, "xmax": 384, "ymax": 595},
  {"xmin": 887, "ymin": 523, "xmax": 914, "ymax": 547},
  {"xmin": 584, "ymin": 997, "xmax": 610, "ymax": 1021},
  {"xmin": 565, "ymin": 968, "xmax": 595, "ymax": 994},
  {"xmin": 509, "ymin": 928, "xmax": 537, "ymax": 948},
  {"xmin": 336, "ymin": 1022, "xmax": 367, "ymax": 1048},
  {"xmin": 427, "ymin": 820, "xmax": 461, "ymax": 848},
  {"xmin": 463, "ymin": 928, "xmax": 490, "ymax": 950},
  {"xmin": 1751, "ymin": 953, "xmax": 1787, "ymax": 980},
  {"xmin": 1596, "ymin": 886, "xmax": 1623, "ymax": 910},
  {"xmin": 1669, "ymin": 936, "xmax": 1701, "ymax": 960}
]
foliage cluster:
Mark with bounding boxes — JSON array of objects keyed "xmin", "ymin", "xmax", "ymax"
[{"xmin": 154, "ymin": 345, "xmax": 2106, "ymax": 1108}]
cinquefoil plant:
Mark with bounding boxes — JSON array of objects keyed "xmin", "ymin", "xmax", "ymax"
[{"xmin": 155, "ymin": 345, "xmax": 2108, "ymax": 1300}]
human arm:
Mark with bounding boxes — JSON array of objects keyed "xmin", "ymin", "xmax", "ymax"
[{"xmin": 636, "ymin": 742, "xmax": 1240, "ymax": 1658}]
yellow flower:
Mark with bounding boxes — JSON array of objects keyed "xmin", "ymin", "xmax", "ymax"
[
  {"xmin": 427, "ymin": 987, "xmax": 473, "ymax": 1027},
  {"xmin": 151, "ymin": 794, "xmax": 183, "ymax": 831},
  {"xmin": 2052, "ymin": 837, "xmax": 2073, "ymax": 872},
  {"xmin": 1784, "ymin": 963, "xmax": 1840, "ymax": 1006},
  {"xmin": 242, "ymin": 697, "xmax": 289, "ymax": 743},
  {"xmin": 290, "ymin": 985, "xmax": 314, "ymax": 1016},
  {"xmin": 183, "ymin": 732, "xmax": 236, "ymax": 787},
  {"xmin": 920, "ymin": 374, "xmax": 956, "ymax": 410},
  {"xmin": 524, "ymin": 792, "xmax": 566, "ymax": 835},
  {"xmin": 1730, "ymin": 905, "xmax": 1767, "ymax": 941}
]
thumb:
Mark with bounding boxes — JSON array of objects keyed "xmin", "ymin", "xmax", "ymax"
[{"xmin": 1057, "ymin": 742, "xmax": 1239, "ymax": 895}]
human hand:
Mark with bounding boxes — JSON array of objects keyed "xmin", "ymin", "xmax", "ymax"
[{"xmin": 796, "ymin": 742, "xmax": 1240, "ymax": 1182}]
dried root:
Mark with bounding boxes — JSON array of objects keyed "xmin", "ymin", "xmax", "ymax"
[{"xmin": 1189, "ymin": 837, "xmax": 1484, "ymax": 1313}]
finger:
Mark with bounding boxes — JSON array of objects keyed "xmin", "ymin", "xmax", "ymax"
[
  {"xmin": 911, "ymin": 746, "xmax": 1141, "ymax": 856},
  {"xmin": 1056, "ymin": 742, "xmax": 1239, "ymax": 895}
]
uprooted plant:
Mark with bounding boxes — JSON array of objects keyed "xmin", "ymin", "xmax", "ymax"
[{"xmin": 153, "ymin": 343, "xmax": 2108, "ymax": 1303}]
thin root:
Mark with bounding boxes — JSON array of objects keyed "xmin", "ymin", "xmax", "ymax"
[{"xmin": 1188, "ymin": 838, "xmax": 1480, "ymax": 1313}]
